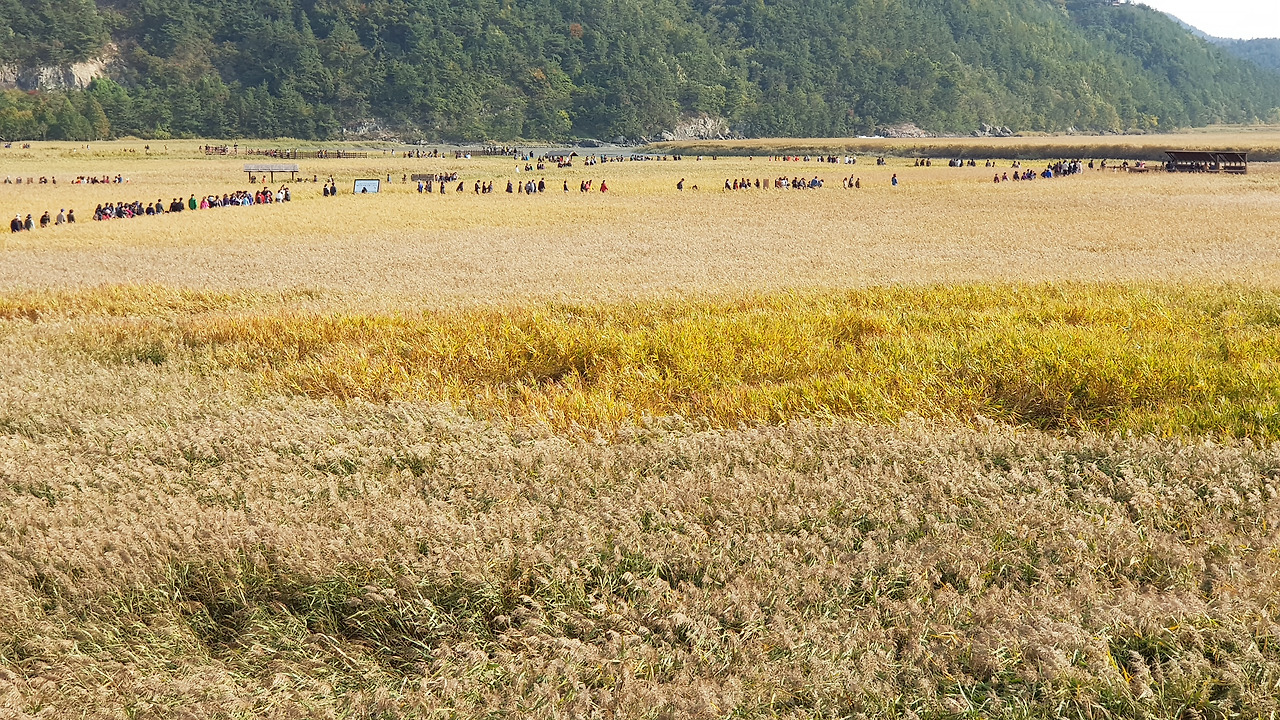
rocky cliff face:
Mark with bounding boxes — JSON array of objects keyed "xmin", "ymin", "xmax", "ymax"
[
  {"xmin": 0, "ymin": 51, "xmax": 113, "ymax": 92},
  {"xmin": 656, "ymin": 115, "xmax": 736, "ymax": 141}
]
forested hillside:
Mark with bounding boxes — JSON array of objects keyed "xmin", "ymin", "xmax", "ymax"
[
  {"xmin": 1219, "ymin": 39, "xmax": 1280, "ymax": 72},
  {"xmin": 1, "ymin": 0, "xmax": 1278, "ymax": 141}
]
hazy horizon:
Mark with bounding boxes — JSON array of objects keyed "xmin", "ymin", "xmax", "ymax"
[{"xmin": 1139, "ymin": 0, "xmax": 1279, "ymax": 40}]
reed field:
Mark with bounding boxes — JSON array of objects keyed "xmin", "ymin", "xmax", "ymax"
[
  {"xmin": 3, "ymin": 138, "xmax": 1280, "ymax": 718},
  {"xmin": 652, "ymin": 126, "xmax": 1280, "ymax": 161},
  {"xmin": 2, "ymin": 136, "xmax": 1280, "ymax": 303}
]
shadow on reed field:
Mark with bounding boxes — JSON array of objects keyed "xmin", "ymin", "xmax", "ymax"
[{"xmin": 5, "ymin": 283, "xmax": 1279, "ymax": 438}]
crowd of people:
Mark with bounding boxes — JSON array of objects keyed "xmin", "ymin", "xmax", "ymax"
[
  {"xmin": 675, "ymin": 155, "xmax": 1140, "ymax": 191},
  {"xmin": 516, "ymin": 154, "xmax": 572, "ymax": 168},
  {"xmin": 760, "ymin": 156, "xmax": 882, "ymax": 164},
  {"xmin": 912, "ymin": 158, "xmax": 981, "ymax": 167},
  {"xmin": 6, "ymin": 149, "xmax": 1146, "ymax": 233},
  {"xmin": 993, "ymin": 159, "xmax": 1086, "ymax": 183},
  {"xmin": 415, "ymin": 173, "xmax": 462, "ymax": 193},
  {"xmin": 89, "ymin": 187, "xmax": 292, "ymax": 221}
]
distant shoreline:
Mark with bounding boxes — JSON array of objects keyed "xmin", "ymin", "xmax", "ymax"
[
  {"xmin": 647, "ymin": 127, "xmax": 1280, "ymax": 161},
  {"xmin": 9, "ymin": 128, "xmax": 1280, "ymax": 162}
]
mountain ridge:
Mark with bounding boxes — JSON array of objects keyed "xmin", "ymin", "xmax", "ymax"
[
  {"xmin": 1, "ymin": 0, "xmax": 1278, "ymax": 141},
  {"xmin": 1159, "ymin": 12, "xmax": 1280, "ymax": 73},
  {"xmin": 1216, "ymin": 39, "xmax": 1280, "ymax": 73}
]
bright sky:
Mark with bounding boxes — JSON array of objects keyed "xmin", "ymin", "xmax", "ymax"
[{"xmin": 1139, "ymin": 0, "xmax": 1280, "ymax": 40}]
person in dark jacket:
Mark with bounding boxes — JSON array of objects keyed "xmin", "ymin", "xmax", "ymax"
[{"xmin": 10, "ymin": 215, "xmax": 20, "ymax": 233}]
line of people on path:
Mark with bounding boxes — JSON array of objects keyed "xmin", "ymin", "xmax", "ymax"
[
  {"xmin": 5, "ymin": 174, "xmax": 136, "ymax": 185},
  {"xmin": 92, "ymin": 187, "xmax": 290, "ymax": 221},
  {"xmin": 421, "ymin": 179, "xmax": 467, "ymax": 194},
  {"xmin": 706, "ymin": 174, "xmax": 897, "ymax": 190},
  {"xmin": 406, "ymin": 176, "xmax": 612, "ymax": 194},
  {"xmin": 771, "ymin": 155, "xmax": 858, "ymax": 164},
  {"xmin": 4, "ymin": 176, "xmax": 74, "ymax": 185},
  {"xmin": 504, "ymin": 178, "xmax": 608, "ymax": 193},
  {"xmin": 509, "ymin": 151, "xmax": 682, "ymax": 165},
  {"xmin": 391, "ymin": 149, "xmax": 446, "ymax": 158},
  {"xmin": 11, "ymin": 209, "xmax": 74, "ymax": 232},
  {"xmin": 725, "ymin": 176, "xmax": 826, "ymax": 190}
]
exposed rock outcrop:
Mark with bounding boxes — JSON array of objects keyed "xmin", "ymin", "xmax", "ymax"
[
  {"xmin": 0, "ymin": 49, "xmax": 114, "ymax": 91},
  {"xmin": 341, "ymin": 119, "xmax": 399, "ymax": 140},
  {"xmin": 667, "ymin": 115, "xmax": 735, "ymax": 141},
  {"xmin": 975, "ymin": 122, "xmax": 1016, "ymax": 137},
  {"xmin": 880, "ymin": 122, "xmax": 933, "ymax": 139}
]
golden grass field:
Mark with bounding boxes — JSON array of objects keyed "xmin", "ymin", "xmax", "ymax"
[
  {"xmin": 2, "ymin": 137, "xmax": 1280, "ymax": 304},
  {"xmin": 3, "ymin": 137, "xmax": 1280, "ymax": 718}
]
